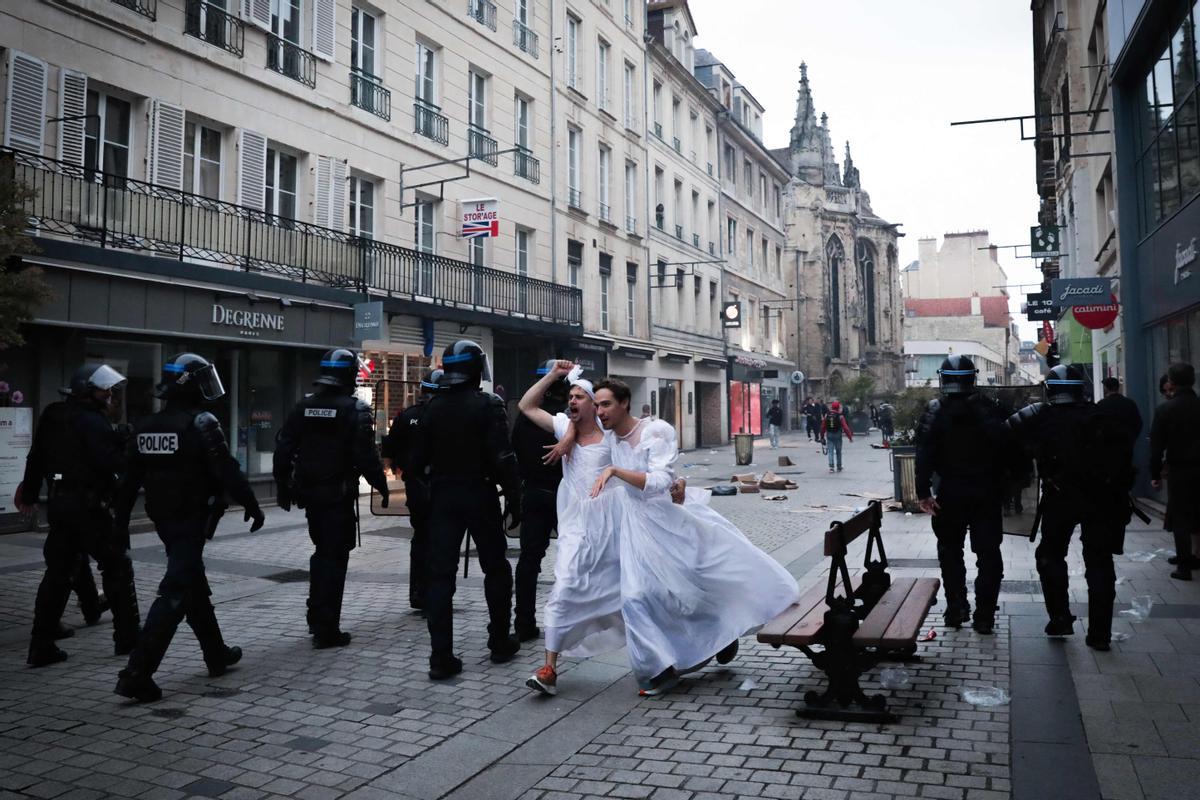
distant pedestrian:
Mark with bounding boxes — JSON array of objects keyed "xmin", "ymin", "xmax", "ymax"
[
  {"xmin": 1150, "ymin": 363, "xmax": 1200, "ymax": 581},
  {"xmin": 640, "ymin": 404, "xmax": 653, "ymax": 419},
  {"xmin": 878, "ymin": 402, "xmax": 895, "ymax": 440},
  {"xmin": 821, "ymin": 401, "xmax": 853, "ymax": 472},
  {"xmin": 766, "ymin": 399, "xmax": 783, "ymax": 449},
  {"xmin": 1096, "ymin": 377, "xmax": 1142, "ymax": 450},
  {"xmin": 802, "ymin": 397, "xmax": 819, "ymax": 440}
]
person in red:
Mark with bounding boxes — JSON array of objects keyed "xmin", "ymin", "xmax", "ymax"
[{"xmin": 821, "ymin": 401, "xmax": 854, "ymax": 472}]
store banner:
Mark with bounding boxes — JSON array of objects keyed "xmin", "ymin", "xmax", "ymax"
[
  {"xmin": 0, "ymin": 408, "xmax": 33, "ymax": 514},
  {"xmin": 1025, "ymin": 292, "xmax": 1057, "ymax": 321},
  {"xmin": 460, "ymin": 198, "xmax": 500, "ymax": 238},
  {"xmin": 1051, "ymin": 277, "xmax": 1111, "ymax": 307}
]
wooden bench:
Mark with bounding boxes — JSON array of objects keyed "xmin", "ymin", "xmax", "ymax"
[{"xmin": 758, "ymin": 501, "xmax": 940, "ymax": 723}]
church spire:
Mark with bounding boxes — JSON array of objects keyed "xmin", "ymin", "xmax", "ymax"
[
  {"xmin": 788, "ymin": 60, "xmax": 824, "ymax": 184},
  {"xmin": 843, "ymin": 140, "xmax": 860, "ymax": 189}
]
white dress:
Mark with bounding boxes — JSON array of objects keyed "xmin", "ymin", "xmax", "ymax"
[
  {"xmin": 611, "ymin": 418, "xmax": 800, "ymax": 686},
  {"xmin": 542, "ymin": 414, "xmax": 626, "ymax": 657}
]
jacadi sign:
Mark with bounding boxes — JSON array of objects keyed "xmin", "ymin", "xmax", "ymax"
[{"xmin": 1050, "ymin": 277, "xmax": 1111, "ymax": 308}]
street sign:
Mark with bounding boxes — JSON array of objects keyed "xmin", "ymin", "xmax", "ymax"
[
  {"xmin": 721, "ymin": 301, "xmax": 742, "ymax": 328},
  {"xmin": 1031, "ymin": 225, "xmax": 1061, "ymax": 257},
  {"xmin": 460, "ymin": 198, "xmax": 500, "ymax": 238},
  {"xmin": 1051, "ymin": 277, "xmax": 1110, "ymax": 307},
  {"xmin": 1072, "ymin": 295, "xmax": 1120, "ymax": 330},
  {"xmin": 1025, "ymin": 292, "xmax": 1057, "ymax": 321},
  {"xmin": 353, "ymin": 301, "xmax": 385, "ymax": 343}
]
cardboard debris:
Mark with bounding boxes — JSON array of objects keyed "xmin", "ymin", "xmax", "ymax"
[
  {"xmin": 731, "ymin": 472, "xmax": 757, "ymax": 483},
  {"xmin": 759, "ymin": 471, "xmax": 799, "ymax": 490},
  {"xmin": 778, "ymin": 456, "xmax": 794, "ymax": 466},
  {"xmin": 738, "ymin": 482, "xmax": 760, "ymax": 494}
]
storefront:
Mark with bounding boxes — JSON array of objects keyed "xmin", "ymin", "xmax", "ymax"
[{"xmin": 727, "ymin": 351, "xmax": 795, "ymax": 436}]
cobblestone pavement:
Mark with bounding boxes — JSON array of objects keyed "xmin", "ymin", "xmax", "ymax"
[{"xmin": 0, "ymin": 432, "xmax": 1197, "ymax": 800}]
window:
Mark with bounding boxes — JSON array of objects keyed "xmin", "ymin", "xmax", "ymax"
[
  {"xmin": 624, "ymin": 161, "xmax": 637, "ymax": 232},
  {"xmin": 416, "ymin": 200, "xmax": 435, "ymax": 252},
  {"xmin": 671, "ymin": 97, "xmax": 680, "ymax": 149},
  {"xmin": 746, "ymin": 229, "xmax": 754, "ymax": 267},
  {"xmin": 267, "ymin": 0, "xmax": 302, "ymax": 80},
  {"xmin": 774, "ymin": 184, "xmax": 781, "ymax": 219},
  {"xmin": 598, "ymin": 145, "xmax": 611, "ymax": 221},
  {"xmin": 84, "ymin": 89, "xmax": 131, "ymax": 179},
  {"xmin": 264, "ymin": 146, "xmax": 297, "ymax": 219},
  {"xmin": 762, "ymin": 237, "xmax": 768, "ymax": 274},
  {"xmin": 623, "ymin": 0, "xmax": 633, "ymax": 26},
  {"xmin": 568, "ymin": 239, "xmax": 582, "ymax": 288},
  {"xmin": 515, "ymin": 94, "xmax": 530, "ymax": 149},
  {"xmin": 567, "ymin": 15, "xmax": 581, "ymax": 89},
  {"xmin": 184, "ymin": 121, "xmax": 221, "ymax": 199},
  {"xmin": 469, "ymin": 236, "xmax": 485, "ymax": 266},
  {"xmin": 416, "ymin": 42, "xmax": 437, "ymax": 104},
  {"xmin": 626, "ymin": 262, "xmax": 637, "ymax": 335},
  {"xmin": 762, "ymin": 304, "xmax": 770, "ymax": 342},
  {"xmin": 516, "ymin": 228, "xmax": 530, "ymax": 275},
  {"xmin": 599, "ymin": 253, "xmax": 612, "ymax": 331},
  {"xmin": 623, "ymin": 62, "xmax": 636, "ymax": 127},
  {"xmin": 597, "ymin": 40, "xmax": 610, "ymax": 110},
  {"xmin": 654, "ymin": 166, "xmax": 664, "ymax": 228},
  {"xmin": 724, "ymin": 144, "xmax": 735, "ymax": 186},
  {"xmin": 351, "ymin": 7, "xmax": 377, "ymax": 79},
  {"xmin": 348, "ymin": 176, "xmax": 374, "ymax": 238},
  {"xmin": 857, "ymin": 238, "xmax": 878, "ymax": 345},
  {"xmin": 775, "ymin": 245, "xmax": 782, "ymax": 277},
  {"xmin": 516, "ymin": 0, "xmax": 529, "ymax": 24},
  {"xmin": 759, "ymin": 174, "xmax": 767, "ymax": 207},
  {"xmin": 469, "ymin": 70, "xmax": 488, "ymax": 129},
  {"xmin": 568, "ymin": 127, "xmax": 581, "ymax": 206},
  {"xmin": 652, "ymin": 81, "xmax": 662, "ymax": 136},
  {"xmin": 727, "ymin": 217, "xmax": 736, "ymax": 254},
  {"xmin": 827, "ymin": 235, "xmax": 844, "ymax": 358},
  {"xmin": 270, "ymin": 0, "xmax": 300, "ymax": 45},
  {"xmin": 743, "ymin": 159, "xmax": 752, "ymax": 191}
]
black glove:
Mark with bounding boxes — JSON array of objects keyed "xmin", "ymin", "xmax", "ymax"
[
  {"xmin": 245, "ymin": 507, "xmax": 265, "ymax": 533},
  {"xmin": 504, "ymin": 498, "xmax": 522, "ymax": 531},
  {"xmin": 379, "ymin": 488, "xmax": 390, "ymax": 509},
  {"xmin": 277, "ymin": 490, "xmax": 292, "ymax": 513}
]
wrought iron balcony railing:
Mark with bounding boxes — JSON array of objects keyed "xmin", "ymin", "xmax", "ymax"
[
  {"xmin": 468, "ymin": 0, "xmax": 497, "ymax": 31},
  {"xmin": 625, "ymin": 216, "xmax": 637, "ymax": 235},
  {"xmin": 568, "ymin": 188, "xmax": 583, "ymax": 209},
  {"xmin": 674, "ymin": 224, "xmax": 683, "ymax": 239},
  {"xmin": 513, "ymin": 20, "xmax": 538, "ymax": 57},
  {"xmin": 414, "ymin": 100, "xmax": 449, "ymax": 145},
  {"xmin": 468, "ymin": 125, "xmax": 498, "ymax": 166},
  {"xmin": 672, "ymin": 137, "xmax": 681, "ymax": 153},
  {"xmin": 266, "ymin": 34, "xmax": 316, "ymax": 88},
  {"xmin": 599, "ymin": 203, "xmax": 612, "ymax": 224},
  {"xmin": 112, "ymin": 0, "xmax": 156, "ymax": 20},
  {"xmin": 350, "ymin": 70, "xmax": 391, "ymax": 121},
  {"xmin": 692, "ymin": 233, "xmax": 700, "ymax": 248},
  {"xmin": 653, "ymin": 122, "xmax": 663, "ymax": 139},
  {"xmin": 185, "ymin": 0, "xmax": 244, "ymax": 56},
  {"xmin": 2, "ymin": 147, "xmax": 582, "ymax": 326},
  {"xmin": 513, "ymin": 148, "xmax": 540, "ymax": 183}
]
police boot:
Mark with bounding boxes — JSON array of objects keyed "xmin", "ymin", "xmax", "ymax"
[
  {"xmin": 429, "ymin": 654, "xmax": 463, "ymax": 681},
  {"xmin": 971, "ymin": 609, "xmax": 995, "ymax": 636},
  {"xmin": 101, "ymin": 559, "xmax": 142, "ymax": 656},
  {"xmin": 26, "ymin": 640, "xmax": 69, "ymax": 668},
  {"xmin": 409, "ymin": 583, "xmax": 425, "ymax": 612},
  {"xmin": 1171, "ymin": 532, "xmax": 1193, "ymax": 581},
  {"xmin": 488, "ymin": 634, "xmax": 521, "ymax": 664},
  {"xmin": 82, "ymin": 594, "xmax": 109, "ymax": 626},
  {"xmin": 51, "ymin": 622, "xmax": 75, "ymax": 640},
  {"xmin": 186, "ymin": 600, "xmax": 242, "ymax": 676},
  {"xmin": 114, "ymin": 668, "xmax": 162, "ymax": 703},
  {"xmin": 1086, "ymin": 595, "xmax": 1115, "ymax": 652}
]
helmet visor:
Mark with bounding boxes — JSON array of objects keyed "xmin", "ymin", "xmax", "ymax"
[
  {"xmin": 480, "ymin": 353, "xmax": 491, "ymax": 383},
  {"xmin": 194, "ymin": 363, "xmax": 226, "ymax": 401},
  {"xmin": 88, "ymin": 364, "xmax": 127, "ymax": 391}
]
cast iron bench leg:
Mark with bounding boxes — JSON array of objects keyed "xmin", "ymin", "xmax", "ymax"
[{"xmin": 795, "ymin": 606, "xmax": 897, "ymax": 724}]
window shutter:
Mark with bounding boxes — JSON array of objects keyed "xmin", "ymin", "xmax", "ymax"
[
  {"xmin": 58, "ymin": 69, "xmax": 88, "ymax": 165},
  {"xmin": 147, "ymin": 99, "xmax": 186, "ymax": 189},
  {"xmin": 311, "ymin": 0, "xmax": 336, "ymax": 62},
  {"xmin": 237, "ymin": 129, "xmax": 267, "ymax": 209},
  {"xmin": 328, "ymin": 158, "xmax": 347, "ymax": 231},
  {"xmin": 314, "ymin": 155, "xmax": 332, "ymax": 227},
  {"xmin": 4, "ymin": 52, "xmax": 47, "ymax": 153},
  {"xmin": 242, "ymin": 0, "xmax": 270, "ymax": 30}
]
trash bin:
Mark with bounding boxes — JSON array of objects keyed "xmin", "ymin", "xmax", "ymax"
[
  {"xmin": 890, "ymin": 447, "xmax": 919, "ymax": 511},
  {"xmin": 734, "ymin": 433, "xmax": 755, "ymax": 466}
]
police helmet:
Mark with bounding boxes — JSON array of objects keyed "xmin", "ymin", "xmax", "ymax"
[
  {"xmin": 156, "ymin": 353, "xmax": 225, "ymax": 401},
  {"xmin": 419, "ymin": 369, "xmax": 443, "ymax": 398},
  {"xmin": 938, "ymin": 354, "xmax": 978, "ymax": 396},
  {"xmin": 315, "ymin": 348, "xmax": 358, "ymax": 388},
  {"xmin": 64, "ymin": 363, "xmax": 127, "ymax": 399},
  {"xmin": 1043, "ymin": 364, "xmax": 1088, "ymax": 405},
  {"xmin": 440, "ymin": 340, "xmax": 490, "ymax": 388}
]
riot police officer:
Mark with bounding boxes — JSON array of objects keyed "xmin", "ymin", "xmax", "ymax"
[
  {"xmin": 113, "ymin": 354, "xmax": 263, "ymax": 701},
  {"xmin": 1007, "ymin": 364, "xmax": 1133, "ymax": 651},
  {"xmin": 511, "ymin": 360, "xmax": 569, "ymax": 641},
  {"xmin": 19, "ymin": 363, "xmax": 141, "ymax": 667},
  {"xmin": 915, "ymin": 355, "xmax": 1017, "ymax": 634},
  {"xmin": 411, "ymin": 340, "xmax": 523, "ymax": 679},
  {"xmin": 274, "ymin": 348, "xmax": 390, "ymax": 648},
  {"xmin": 381, "ymin": 369, "xmax": 442, "ymax": 610}
]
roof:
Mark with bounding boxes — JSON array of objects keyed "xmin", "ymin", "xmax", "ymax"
[{"xmin": 904, "ymin": 296, "xmax": 1012, "ymax": 328}]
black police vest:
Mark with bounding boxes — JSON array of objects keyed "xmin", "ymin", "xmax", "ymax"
[
  {"xmin": 133, "ymin": 407, "xmax": 213, "ymax": 518},
  {"xmin": 293, "ymin": 392, "xmax": 358, "ymax": 501}
]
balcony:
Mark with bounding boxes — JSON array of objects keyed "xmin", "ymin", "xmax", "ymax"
[
  {"xmin": 707, "ymin": 162, "xmax": 713, "ymax": 176},
  {"xmin": 514, "ymin": 148, "xmax": 540, "ymax": 183},
  {"xmin": 692, "ymin": 233, "xmax": 700, "ymax": 248},
  {"xmin": 185, "ymin": 0, "xmax": 244, "ymax": 57},
  {"xmin": 513, "ymin": 20, "xmax": 539, "ymax": 57},
  {"xmin": 414, "ymin": 100, "xmax": 449, "ymax": 145},
  {"xmin": 350, "ymin": 70, "xmax": 391, "ymax": 121},
  {"xmin": 266, "ymin": 34, "xmax": 317, "ymax": 88},
  {"xmin": 599, "ymin": 203, "xmax": 612, "ymax": 224},
  {"xmin": 467, "ymin": 0, "xmax": 497, "ymax": 31},
  {"xmin": 111, "ymin": 0, "xmax": 156, "ymax": 20},
  {"xmin": 674, "ymin": 224, "xmax": 683, "ymax": 240},
  {"xmin": 2, "ymin": 147, "xmax": 582, "ymax": 326},
  {"xmin": 672, "ymin": 137, "xmax": 681, "ymax": 153},
  {"xmin": 568, "ymin": 188, "xmax": 583, "ymax": 210},
  {"xmin": 708, "ymin": 241, "xmax": 715, "ymax": 255},
  {"xmin": 625, "ymin": 14, "xmax": 634, "ymax": 28},
  {"xmin": 625, "ymin": 216, "xmax": 637, "ymax": 235},
  {"xmin": 653, "ymin": 121, "xmax": 663, "ymax": 139},
  {"xmin": 468, "ymin": 125, "xmax": 498, "ymax": 166}
]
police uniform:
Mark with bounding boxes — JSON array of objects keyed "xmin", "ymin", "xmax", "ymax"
[
  {"xmin": 411, "ymin": 340, "xmax": 523, "ymax": 679},
  {"xmin": 22, "ymin": 365, "xmax": 141, "ymax": 667},
  {"xmin": 274, "ymin": 349, "xmax": 389, "ymax": 648},
  {"xmin": 380, "ymin": 371, "xmax": 441, "ymax": 610},
  {"xmin": 915, "ymin": 355, "xmax": 1017, "ymax": 633},
  {"xmin": 114, "ymin": 354, "xmax": 263, "ymax": 701},
  {"xmin": 1007, "ymin": 365, "xmax": 1133, "ymax": 650}
]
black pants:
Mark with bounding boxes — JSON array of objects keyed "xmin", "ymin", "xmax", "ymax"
[
  {"xmin": 932, "ymin": 493, "xmax": 1003, "ymax": 621},
  {"xmin": 306, "ymin": 500, "xmax": 356, "ymax": 636},
  {"xmin": 405, "ymin": 479, "xmax": 430, "ymax": 605},
  {"xmin": 73, "ymin": 555, "xmax": 103, "ymax": 619},
  {"xmin": 1037, "ymin": 497, "xmax": 1118, "ymax": 642},
  {"xmin": 515, "ymin": 487, "xmax": 557, "ymax": 630},
  {"xmin": 31, "ymin": 498, "xmax": 140, "ymax": 650},
  {"xmin": 426, "ymin": 480, "xmax": 513, "ymax": 661},
  {"xmin": 125, "ymin": 515, "xmax": 226, "ymax": 676}
]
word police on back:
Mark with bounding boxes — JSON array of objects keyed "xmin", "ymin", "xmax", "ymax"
[{"xmin": 137, "ymin": 433, "xmax": 179, "ymax": 454}]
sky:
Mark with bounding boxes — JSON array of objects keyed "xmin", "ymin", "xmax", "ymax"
[{"xmin": 688, "ymin": 0, "xmax": 1044, "ymax": 340}]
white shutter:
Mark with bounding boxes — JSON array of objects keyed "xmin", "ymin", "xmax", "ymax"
[
  {"xmin": 328, "ymin": 158, "xmax": 346, "ymax": 231},
  {"xmin": 242, "ymin": 0, "xmax": 270, "ymax": 30},
  {"xmin": 4, "ymin": 52, "xmax": 47, "ymax": 153},
  {"xmin": 237, "ymin": 128, "xmax": 267, "ymax": 209},
  {"xmin": 147, "ymin": 99, "xmax": 185, "ymax": 189},
  {"xmin": 314, "ymin": 154, "xmax": 332, "ymax": 227},
  {"xmin": 58, "ymin": 69, "xmax": 87, "ymax": 165},
  {"xmin": 312, "ymin": 0, "xmax": 336, "ymax": 62}
]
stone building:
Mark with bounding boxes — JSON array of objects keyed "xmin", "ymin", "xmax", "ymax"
[{"xmin": 772, "ymin": 64, "xmax": 904, "ymax": 398}]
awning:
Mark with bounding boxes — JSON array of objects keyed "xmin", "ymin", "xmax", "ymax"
[
  {"xmin": 698, "ymin": 357, "xmax": 727, "ymax": 370},
  {"xmin": 661, "ymin": 352, "xmax": 693, "ymax": 363},
  {"xmin": 613, "ymin": 344, "xmax": 655, "ymax": 359}
]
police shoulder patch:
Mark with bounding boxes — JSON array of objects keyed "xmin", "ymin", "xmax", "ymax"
[
  {"xmin": 137, "ymin": 432, "xmax": 179, "ymax": 454},
  {"xmin": 304, "ymin": 408, "xmax": 338, "ymax": 418}
]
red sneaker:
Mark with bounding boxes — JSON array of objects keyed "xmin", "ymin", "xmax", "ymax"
[{"xmin": 526, "ymin": 664, "xmax": 558, "ymax": 696}]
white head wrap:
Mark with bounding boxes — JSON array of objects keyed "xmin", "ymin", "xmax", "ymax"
[{"xmin": 566, "ymin": 364, "xmax": 594, "ymax": 399}]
